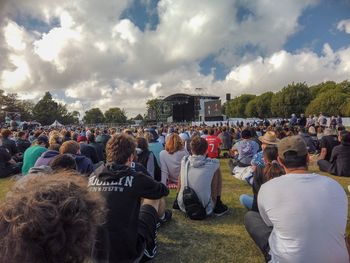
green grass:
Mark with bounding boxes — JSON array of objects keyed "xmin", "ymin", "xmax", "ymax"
[{"xmin": 1, "ymin": 159, "xmax": 350, "ymax": 263}]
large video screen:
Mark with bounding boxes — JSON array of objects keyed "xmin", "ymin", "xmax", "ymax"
[{"xmin": 204, "ymin": 100, "xmax": 222, "ymax": 117}]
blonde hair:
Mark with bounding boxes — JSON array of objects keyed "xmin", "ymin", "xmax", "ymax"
[{"xmin": 165, "ymin": 134, "xmax": 183, "ymax": 154}]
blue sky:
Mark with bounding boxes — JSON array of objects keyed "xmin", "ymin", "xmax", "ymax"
[{"xmin": 1, "ymin": 0, "xmax": 350, "ymax": 116}]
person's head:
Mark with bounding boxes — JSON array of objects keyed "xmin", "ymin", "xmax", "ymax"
[
  {"xmin": 340, "ymin": 131, "xmax": 350, "ymax": 145},
  {"xmin": 50, "ymin": 154, "xmax": 77, "ymax": 171},
  {"xmin": 0, "ymin": 171, "xmax": 106, "ymax": 263},
  {"xmin": 36, "ymin": 135, "xmax": 49, "ymax": 148},
  {"xmin": 165, "ymin": 133, "xmax": 183, "ymax": 154},
  {"xmin": 277, "ymin": 135, "xmax": 309, "ymax": 171},
  {"xmin": 106, "ymin": 133, "xmax": 136, "ymax": 164},
  {"xmin": 208, "ymin": 128, "xmax": 215, "ymax": 136},
  {"xmin": 49, "ymin": 143, "xmax": 61, "ymax": 151},
  {"xmin": 144, "ymin": 131, "xmax": 154, "ymax": 143},
  {"xmin": 87, "ymin": 133, "xmax": 95, "ymax": 143},
  {"xmin": 77, "ymin": 135, "xmax": 87, "ymax": 143},
  {"xmin": 49, "ymin": 131, "xmax": 62, "ymax": 146},
  {"xmin": 18, "ymin": 131, "xmax": 26, "ymax": 140},
  {"xmin": 241, "ymin": 129, "xmax": 252, "ymax": 139},
  {"xmin": 136, "ymin": 137, "xmax": 149, "ymax": 152},
  {"xmin": 60, "ymin": 140, "xmax": 80, "ymax": 155},
  {"xmin": 258, "ymin": 131, "xmax": 279, "ymax": 150},
  {"xmin": 190, "ymin": 136, "xmax": 208, "ymax": 156},
  {"xmin": 1, "ymin": 129, "xmax": 12, "ymax": 139}
]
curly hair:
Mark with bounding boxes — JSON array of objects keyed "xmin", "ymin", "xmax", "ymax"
[
  {"xmin": 0, "ymin": 171, "xmax": 106, "ymax": 263},
  {"xmin": 106, "ymin": 133, "xmax": 136, "ymax": 164},
  {"xmin": 165, "ymin": 133, "xmax": 183, "ymax": 154}
]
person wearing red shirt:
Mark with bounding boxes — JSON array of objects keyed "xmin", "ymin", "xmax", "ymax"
[{"xmin": 206, "ymin": 128, "xmax": 222, "ymax": 158}]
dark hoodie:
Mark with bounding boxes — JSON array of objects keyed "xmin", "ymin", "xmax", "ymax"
[{"xmin": 90, "ymin": 163, "xmax": 169, "ymax": 263}]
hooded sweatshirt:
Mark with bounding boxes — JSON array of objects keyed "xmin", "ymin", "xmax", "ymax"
[
  {"xmin": 177, "ymin": 155, "xmax": 219, "ymax": 215},
  {"xmin": 90, "ymin": 163, "xmax": 169, "ymax": 263},
  {"xmin": 34, "ymin": 150, "xmax": 59, "ymax": 167}
]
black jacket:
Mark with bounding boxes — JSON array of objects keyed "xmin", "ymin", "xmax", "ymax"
[
  {"xmin": 330, "ymin": 143, "xmax": 350, "ymax": 176},
  {"xmin": 80, "ymin": 143, "xmax": 99, "ymax": 164},
  {"xmin": 16, "ymin": 138, "xmax": 31, "ymax": 154},
  {"xmin": 1, "ymin": 138, "xmax": 18, "ymax": 156},
  {"xmin": 90, "ymin": 163, "xmax": 169, "ymax": 263}
]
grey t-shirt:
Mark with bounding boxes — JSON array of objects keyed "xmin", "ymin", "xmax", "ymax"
[
  {"xmin": 258, "ymin": 173, "xmax": 348, "ymax": 263},
  {"xmin": 177, "ymin": 155, "xmax": 219, "ymax": 215}
]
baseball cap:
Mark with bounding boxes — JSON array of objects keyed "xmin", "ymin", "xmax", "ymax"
[
  {"xmin": 77, "ymin": 135, "xmax": 87, "ymax": 143},
  {"xmin": 278, "ymin": 135, "xmax": 308, "ymax": 160}
]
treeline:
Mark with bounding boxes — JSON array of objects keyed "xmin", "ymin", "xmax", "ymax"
[
  {"xmin": 223, "ymin": 80, "xmax": 350, "ymax": 118},
  {"xmin": 0, "ymin": 90, "xmax": 141, "ymax": 125}
]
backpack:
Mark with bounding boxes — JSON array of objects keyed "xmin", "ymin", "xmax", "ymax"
[{"xmin": 182, "ymin": 158, "xmax": 207, "ymax": 220}]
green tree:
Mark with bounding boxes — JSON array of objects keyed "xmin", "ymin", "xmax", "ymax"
[
  {"xmin": 306, "ymin": 90, "xmax": 349, "ymax": 116},
  {"xmin": 104, "ymin": 107, "xmax": 127, "ymax": 123},
  {"xmin": 225, "ymin": 94, "xmax": 256, "ymax": 117},
  {"xmin": 83, "ymin": 108, "xmax": 105, "ymax": 124},
  {"xmin": 245, "ymin": 92, "xmax": 273, "ymax": 118},
  {"xmin": 32, "ymin": 92, "xmax": 75, "ymax": 125},
  {"xmin": 271, "ymin": 82, "xmax": 312, "ymax": 117},
  {"xmin": 32, "ymin": 92, "xmax": 60, "ymax": 125}
]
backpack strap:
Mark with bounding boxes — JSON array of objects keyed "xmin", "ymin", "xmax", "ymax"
[{"xmin": 183, "ymin": 156, "xmax": 190, "ymax": 188}]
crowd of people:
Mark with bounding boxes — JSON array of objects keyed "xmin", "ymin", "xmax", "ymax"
[{"xmin": 0, "ymin": 112, "xmax": 349, "ymax": 262}]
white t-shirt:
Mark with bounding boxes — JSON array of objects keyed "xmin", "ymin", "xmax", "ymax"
[{"xmin": 258, "ymin": 173, "xmax": 348, "ymax": 263}]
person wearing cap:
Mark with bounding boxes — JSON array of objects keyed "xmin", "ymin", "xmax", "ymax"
[
  {"xmin": 22, "ymin": 135, "xmax": 49, "ymax": 174},
  {"xmin": 244, "ymin": 135, "xmax": 348, "ymax": 263},
  {"xmin": 317, "ymin": 128, "xmax": 339, "ymax": 172}
]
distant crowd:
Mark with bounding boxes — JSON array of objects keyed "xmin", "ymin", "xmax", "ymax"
[{"xmin": 0, "ymin": 112, "xmax": 349, "ymax": 262}]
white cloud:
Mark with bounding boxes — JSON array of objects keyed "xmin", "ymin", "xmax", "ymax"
[
  {"xmin": 0, "ymin": 0, "xmax": 349, "ymax": 118},
  {"xmin": 337, "ymin": 18, "xmax": 350, "ymax": 34}
]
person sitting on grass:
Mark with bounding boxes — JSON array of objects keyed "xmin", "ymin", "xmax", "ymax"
[
  {"xmin": 59, "ymin": 140, "xmax": 94, "ymax": 175},
  {"xmin": 159, "ymin": 133, "xmax": 188, "ymax": 188},
  {"xmin": 229, "ymin": 129, "xmax": 259, "ymax": 168},
  {"xmin": 239, "ymin": 145, "xmax": 284, "ymax": 211},
  {"xmin": 0, "ymin": 171, "xmax": 106, "ymax": 263},
  {"xmin": 317, "ymin": 127, "xmax": 339, "ymax": 173},
  {"xmin": 317, "ymin": 130, "xmax": 350, "ymax": 177},
  {"xmin": 0, "ymin": 135, "xmax": 22, "ymax": 178},
  {"xmin": 244, "ymin": 135, "xmax": 349, "ymax": 263},
  {"xmin": 22, "ymin": 135, "xmax": 49, "ymax": 175},
  {"xmin": 90, "ymin": 133, "xmax": 171, "ymax": 263},
  {"xmin": 176, "ymin": 136, "xmax": 228, "ymax": 217}
]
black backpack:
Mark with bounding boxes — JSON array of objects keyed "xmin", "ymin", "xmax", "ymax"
[{"xmin": 182, "ymin": 158, "xmax": 207, "ymax": 220}]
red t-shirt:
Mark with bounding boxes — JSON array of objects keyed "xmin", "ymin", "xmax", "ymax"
[{"xmin": 206, "ymin": 135, "xmax": 222, "ymax": 158}]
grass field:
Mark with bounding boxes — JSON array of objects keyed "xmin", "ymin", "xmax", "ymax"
[{"xmin": 1, "ymin": 158, "xmax": 350, "ymax": 263}]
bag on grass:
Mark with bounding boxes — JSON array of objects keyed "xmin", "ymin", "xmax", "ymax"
[{"xmin": 182, "ymin": 158, "xmax": 207, "ymax": 220}]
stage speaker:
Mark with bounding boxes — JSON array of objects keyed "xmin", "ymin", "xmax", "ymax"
[{"xmin": 226, "ymin": 93, "xmax": 231, "ymax": 101}]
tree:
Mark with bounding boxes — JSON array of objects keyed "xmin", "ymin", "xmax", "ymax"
[
  {"xmin": 271, "ymin": 82, "xmax": 312, "ymax": 117},
  {"xmin": 104, "ymin": 107, "xmax": 127, "ymax": 123},
  {"xmin": 306, "ymin": 90, "xmax": 349, "ymax": 116},
  {"xmin": 225, "ymin": 94, "xmax": 256, "ymax": 117},
  {"xmin": 83, "ymin": 108, "xmax": 105, "ymax": 124},
  {"xmin": 245, "ymin": 92, "xmax": 273, "ymax": 118},
  {"xmin": 32, "ymin": 92, "xmax": 61, "ymax": 125},
  {"xmin": 32, "ymin": 92, "xmax": 76, "ymax": 125}
]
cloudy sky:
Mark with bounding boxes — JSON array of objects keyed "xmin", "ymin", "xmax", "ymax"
[{"xmin": 1, "ymin": 0, "xmax": 350, "ymax": 117}]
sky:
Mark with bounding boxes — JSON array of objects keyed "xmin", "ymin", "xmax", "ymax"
[{"xmin": 0, "ymin": 0, "xmax": 350, "ymax": 117}]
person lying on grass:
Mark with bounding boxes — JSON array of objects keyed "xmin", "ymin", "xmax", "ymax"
[{"xmin": 0, "ymin": 171, "xmax": 106, "ymax": 263}]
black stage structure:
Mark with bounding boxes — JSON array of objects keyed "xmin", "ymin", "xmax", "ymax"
[{"xmin": 156, "ymin": 93, "xmax": 221, "ymax": 122}]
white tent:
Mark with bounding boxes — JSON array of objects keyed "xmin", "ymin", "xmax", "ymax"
[{"xmin": 50, "ymin": 120, "xmax": 64, "ymax": 127}]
